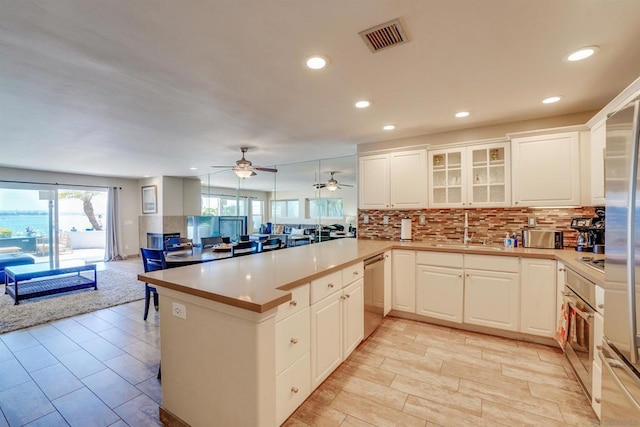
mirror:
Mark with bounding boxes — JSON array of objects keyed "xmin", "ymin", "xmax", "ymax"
[{"xmin": 192, "ymin": 155, "xmax": 356, "ymax": 244}]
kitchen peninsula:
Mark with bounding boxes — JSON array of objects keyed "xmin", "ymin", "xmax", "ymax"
[{"xmin": 139, "ymin": 238, "xmax": 601, "ymax": 426}]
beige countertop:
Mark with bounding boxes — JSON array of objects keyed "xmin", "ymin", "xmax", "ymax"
[{"xmin": 139, "ymin": 238, "xmax": 604, "ymax": 313}]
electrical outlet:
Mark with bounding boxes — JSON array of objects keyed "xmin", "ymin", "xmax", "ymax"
[
  {"xmin": 172, "ymin": 302, "xmax": 187, "ymax": 319},
  {"xmin": 419, "ymin": 215, "xmax": 426, "ymax": 225},
  {"xmin": 528, "ymin": 216, "xmax": 537, "ymax": 227},
  {"xmin": 363, "ymin": 214, "xmax": 369, "ymax": 224},
  {"xmin": 383, "ymin": 215, "xmax": 389, "ymax": 225}
]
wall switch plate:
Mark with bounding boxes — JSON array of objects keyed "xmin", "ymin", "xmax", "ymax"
[
  {"xmin": 419, "ymin": 215, "xmax": 426, "ymax": 225},
  {"xmin": 383, "ymin": 215, "xmax": 389, "ymax": 225},
  {"xmin": 528, "ymin": 216, "xmax": 536, "ymax": 227},
  {"xmin": 172, "ymin": 302, "xmax": 187, "ymax": 319},
  {"xmin": 363, "ymin": 214, "xmax": 369, "ymax": 224}
]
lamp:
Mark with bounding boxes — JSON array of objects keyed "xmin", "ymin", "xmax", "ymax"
[{"xmin": 234, "ymin": 168, "xmax": 253, "ymax": 178}]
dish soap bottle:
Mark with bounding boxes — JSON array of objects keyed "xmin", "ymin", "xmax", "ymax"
[
  {"xmin": 504, "ymin": 233, "xmax": 513, "ymax": 248},
  {"xmin": 512, "ymin": 232, "xmax": 518, "ymax": 248}
]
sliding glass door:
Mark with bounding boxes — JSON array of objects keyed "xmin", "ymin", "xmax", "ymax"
[{"xmin": 0, "ymin": 183, "xmax": 107, "ymax": 264}]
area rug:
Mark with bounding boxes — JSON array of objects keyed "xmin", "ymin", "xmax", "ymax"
[{"xmin": 0, "ymin": 269, "xmax": 145, "ymax": 334}]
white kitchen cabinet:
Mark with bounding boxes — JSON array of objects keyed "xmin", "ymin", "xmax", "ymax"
[
  {"xmin": 358, "ymin": 150, "xmax": 427, "ymax": 209},
  {"xmin": 590, "ymin": 119, "xmax": 606, "ymax": 206},
  {"xmin": 592, "ymin": 359, "xmax": 602, "ymax": 419},
  {"xmin": 511, "ymin": 131, "xmax": 581, "ymax": 207},
  {"xmin": 520, "ymin": 258, "xmax": 557, "ymax": 337},
  {"xmin": 415, "ymin": 251, "xmax": 464, "ymax": 323},
  {"xmin": 429, "ymin": 142, "xmax": 510, "ymax": 208},
  {"xmin": 463, "ymin": 255, "xmax": 520, "ymax": 332},
  {"xmin": 392, "ymin": 250, "xmax": 416, "ymax": 312},
  {"xmin": 383, "ymin": 251, "xmax": 392, "ymax": 316},
  {"xmin": 276, "ymin": 353, "xmax": 311, "ymax": 425},
  {"xmin": 310, "ymin": 270, "xmax": 363, "ymax": 389},
  {"xmin": 556, "ymin": 261, "xmax": 567, "ymax": 338}
]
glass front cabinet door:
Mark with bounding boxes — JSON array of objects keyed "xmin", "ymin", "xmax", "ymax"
[{"xmin": 428, "ymin": 142, "xmax": 510, "ymax": 208}]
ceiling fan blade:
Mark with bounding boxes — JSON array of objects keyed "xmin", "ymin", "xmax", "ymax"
[
  {"xmin": 211, "ymin": 165, "xmax": 233, "ymax": 168},
  {"xmin": 313, "ymin": 183, "xmax": 326, "ymax": 189},
  {"xmin": 339, "ymin": 183, "xmax": 354, "ymax": 187},
  {"xmin": 255, "ymin": 166, "xmax": 278, "ymax": 173}
]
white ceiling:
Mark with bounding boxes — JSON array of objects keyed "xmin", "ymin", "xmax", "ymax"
[{"xmin": 1, "ymin": 0, "xmax": 640, "ymax": 183}]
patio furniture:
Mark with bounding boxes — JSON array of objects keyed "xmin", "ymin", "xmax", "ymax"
[
  {"xmin": 4, "ymin": 260, "xmax": 97, "ymax": 305},
  {"xmin": 0, "ymin": 253, "xmax": 36, "ymax": 283},
  {"xmin": 35, "ymin": 231, "xmax": 73, "ymax": 256}
]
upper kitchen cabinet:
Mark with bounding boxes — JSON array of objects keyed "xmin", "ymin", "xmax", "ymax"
[
  {"xmin": 511, "ymin": 131, "xmax": 581, "ymax": 207},
  {"xmin": 358, "ymin": 150, "xmax": 427, "ymax": 210},
  {"xmin": 428, "ymin": 141, "xmax": 510, "ymax": 208}
]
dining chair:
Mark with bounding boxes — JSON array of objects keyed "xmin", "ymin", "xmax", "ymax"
[
  {"xmin": 221, "ymin": 237, "xmax": 231, "ymax": 244},
  {"xmin": 239, "ymin": 235, "xmax": 250, "ymax": 242},
  {"xmin": 201, "ymin": 236, "xmax": 222, "ymax": 249},
  {"xmin": 140, "ymin": 248, "xmax": 167, "ymax": 320},
  {"xmin": 164, "ymin": 237, "xmax": 193, "ymax": 253},
  {"xmin": 260, "ymin": 238, "xmax": 281, "ymax": 252},
  {"xmin": 232, "ymin": 241, "xmax": 258, "ymax": 257}
]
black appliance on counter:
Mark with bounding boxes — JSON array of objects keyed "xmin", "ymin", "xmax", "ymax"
[{"xmin": 570, "ymin": 207, "xmax": 605, "ymax": 253}]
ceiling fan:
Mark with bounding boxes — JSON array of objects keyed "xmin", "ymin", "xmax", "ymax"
[
  {"xmin": 211, "ymin": 147, "xmax": 278, "ymax": 178},
  {"xmin": 313, "ymin": 171, "xmax": 354, "ymax": 192}
]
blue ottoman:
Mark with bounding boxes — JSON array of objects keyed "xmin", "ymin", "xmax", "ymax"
[{"xmin": 0, "ymin": 253, "xmax": 36, "ymax": 283}]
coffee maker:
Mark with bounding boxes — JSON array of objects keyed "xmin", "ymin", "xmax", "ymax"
[{"xmin": 570, "ymin": 207, "xmax": 605, "ymax": 253}]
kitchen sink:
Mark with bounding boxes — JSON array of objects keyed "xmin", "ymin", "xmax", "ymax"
[{"xmin": 433, "ymin": 243, "xmax": 504, "ymax": 251}]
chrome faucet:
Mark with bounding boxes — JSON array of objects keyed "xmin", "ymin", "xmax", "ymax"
[{"xmin": 463, "ymin": 212, "xmax": 472, "ymax": 245}]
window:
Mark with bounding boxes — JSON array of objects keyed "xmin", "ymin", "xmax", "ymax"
[
  {"xmin": 308, "ymin": 198, "xmax": 343, "ymax": 218},
  {"xmin": 201, "ymin": 195, "xmax": 247, "ymax": 216},
  {"xmin": 271, "ymin": 199, "xmax": 299, "ymax": 218},
  {"xmin": 251, "ymin": 200, "xmax": 263, "ymax": 232}
]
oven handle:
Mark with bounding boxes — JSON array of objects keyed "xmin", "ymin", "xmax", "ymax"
[
  {"xmin": 567, "ymin": 301, "xmax": 593, "ymax": 321},
  {"xmin": 599, "ymin": 344, "xmax": 640, "ymax": 411}
]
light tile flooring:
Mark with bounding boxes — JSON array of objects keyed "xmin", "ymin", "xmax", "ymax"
[
  {"xmin": 285, "ymin": 317, "xmax": 598, "ymax": 426},
  {"xmin": 1, "ymin": 259, "xmax": 598, "ymax": 426}
]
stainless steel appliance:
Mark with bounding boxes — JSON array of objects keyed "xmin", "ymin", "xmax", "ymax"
[
  {"xmin": 600, "ymin": 96, "xmax": 640, "ymax": 421},
  {"xmin": 521, "ymin": 229, "xmax": 563, "ymax": 249},
  {"xmin": 564, "ymin": 267, "xmax": 597, "ymax": 398},
  {"xmin": 570, "ymin": 211, "xmax": 606, "ymax": 253},
  {"xmin": 363, "ymin": 253, "xmax": 385, "ymax": 339}
]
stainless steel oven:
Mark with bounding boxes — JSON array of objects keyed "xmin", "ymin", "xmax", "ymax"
[{"xmin": 563, "ymin": 267, "xmax": 596, "ymax": 398}]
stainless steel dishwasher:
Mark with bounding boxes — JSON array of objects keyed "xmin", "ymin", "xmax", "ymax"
[{"xmin": 363, "ymin": 253, "xmax": 385, "ymax": 339}]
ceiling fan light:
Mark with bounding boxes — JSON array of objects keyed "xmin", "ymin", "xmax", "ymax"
[
  {"xmin": 326, "ymin": 183, "xmax": 338, "ymax": 191},
  {"xmin": 234, "ymin": 169, "xmax": 253, "ymax": 178}
]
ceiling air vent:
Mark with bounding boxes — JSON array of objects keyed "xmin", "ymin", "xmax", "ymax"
[{"xmin": 359, "ymin": 18, "xmax": 408, "ymax": 53}]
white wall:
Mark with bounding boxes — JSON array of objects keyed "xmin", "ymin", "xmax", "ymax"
[{"xmin": 0, "ymin": 167, "xmax": 140, "ymax": 257}]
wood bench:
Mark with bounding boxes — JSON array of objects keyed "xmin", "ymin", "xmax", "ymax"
[{"xmin": 4, "ymin": 261, "xmax": 97, "ymax": 305}]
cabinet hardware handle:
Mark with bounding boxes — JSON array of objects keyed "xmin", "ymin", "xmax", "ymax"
[
  {"xmin": 595, "ymin": 397, "xmax": 601, "ymax": 404},
  {"xmin": 515, "ymin": 201, "xmax": 519, "ymax": 204},
  {"xmin": 458, "ymin": 275, "xmax": 463, "ymax": 278},
  {"xmin": 290, "ymin": 338, "xmax": 298, "ymax": 344},
  {"xmin": 291, "ymin": 387, "xmax": 299, "ymax": 393},
  {"xmin": 466, "ymin": 274, "xmax": 469, "ymax": 277},
  {"xmin": 345, "ymin": 294, "xmax": 350, "ymax": 298},
  {"xmin": 558, "ymin": 268, "xmax": 565, "ymax": 272},
  {"xmin": 597, "ymin": 344, "xmax": 602, "ymax": 350},
  {"xmin": 341, "ymin": 295, "xmax": 346, "ymax": 300},
  {"xmin": 290, "ymin": 300, "xmax": 297, "ymax": 307},
  {"xmin": 328, "ymin": 283, "xmax": 334, "ymax": 288},
  {"xmin": 598, "ymin": 303, "xmax": 604, "ymax": 309}
]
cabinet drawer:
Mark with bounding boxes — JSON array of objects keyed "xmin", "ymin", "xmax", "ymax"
[
  {"xmin": 465, "ymin": 254, "xmax": 519, "ymax": 272},
  {"xmin": 276, "ymin": 307, "xmax": 310, "ymax": 374},
  {"xmin": 276, "ymin": 352, "xmax": 311, "ymax": 426},
  {"xmin": 310, "ymin": 270, "xmax": 342, "ymax": 304},
  {"xmin": 596, "ymin": 285, "xmax": 604, "ymax": 314},
  {"xmin": 416, "ymin": 251, "xmax": 463, "ymax": 268},
  {"xmin": 276, "ymin": 283, "xmax": 310, "ymax": 322},
  {"xmin": 342, "ymin": 262, "xmax": 363, "ymax": 286}
]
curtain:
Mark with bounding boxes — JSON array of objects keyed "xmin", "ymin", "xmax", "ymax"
[{"xmin": 104, "ymin": 186, "xmax": 126, "ymax": 261}]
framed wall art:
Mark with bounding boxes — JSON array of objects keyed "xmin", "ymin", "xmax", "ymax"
[{"xmin": 142, "ymin": 185, "xmax": 158, "ymax": 214}]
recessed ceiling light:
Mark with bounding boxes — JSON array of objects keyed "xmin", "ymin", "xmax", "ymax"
[
  {"xmin": 190, "ymin": 167, "xmax": 197, "ymax": 170},
  {"xmin": 566, "ymin": 46, "xmax": 599, "ymax": 62},
  {"xmin": 143, "ymin": 175, "xmax": 150, "ymax": 178},
  {"xmin": 305, "ymin": 55, "xmax": 328, "ymax": 70},
  {"xmin": 455, "ymin": 111, "xmax": 470, "ymax": 118},
  {"xmin": 542, "ymin": 96, "xmax": 562, "ymax": 104},
  {"xmin": 383, "ymin": 124, "xmax": 396, "ymax": 131},
  {"xmin": 355, "ymin": 100, "xmax": 371, "ymax": 109}
]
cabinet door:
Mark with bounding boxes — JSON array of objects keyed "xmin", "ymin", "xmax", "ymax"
[
  {"xmin": 416, "ymin": 264, "xmax": 463, "ymax": 323},
  {"xmin": 468, "ymin": 143, "xmax": 511, "ymax": 207},
  {"xmin": 392, "ymin": 250, "xmax": 416, "ymax": 312},
  {"xmin": 557, "ymin": 261, "xmax": 567, "ymax": 333},
  {"xmin": 511, "ymin": 131, "xmax": 581, "ymax": 206},
  {"xmin": 383, "ymin": 251, "xmax": 392, "ymax": 316},
  {"xmin": 590, "ymin": 119, "xmax": 606, "ymax": 206},
  {"xmin": 464, "ymin": 269, "xmax": 520, "ymax": 331},
  {"xmin": 389, "ymin": 150, "xmax": 427, "ymax": 209},
  {"xmin": 429, "ymin": 147, "xmax": 467, "ymax": 207},
  {"xmin": 359, "ymin": 154, "xmax": 389, "ymax": 209},
  {"xmin": 520, "ymin": 259, "xmax": 557, "ymax": 337},
  {"xmin": 592, "ymin": 359, "xmax": 602, "ymax": 420},
  {"xmin": 343, "ymin": 279, "xmax": 364, "ymax": 359},
  {"xmin": 310, "ymin": 292, "xmax": 342, "ymax": 388}
]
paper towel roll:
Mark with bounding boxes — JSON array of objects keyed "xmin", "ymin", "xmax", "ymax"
[{"xmin": 401, "ymin": 217, "xmax": 412, "ymax": 241}]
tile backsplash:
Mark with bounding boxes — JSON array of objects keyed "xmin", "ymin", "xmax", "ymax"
[{"xmin": 357, "ymin": 206, "xmax": 598, "ymax": 248}]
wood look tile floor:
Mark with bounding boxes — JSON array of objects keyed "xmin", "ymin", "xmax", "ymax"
[
  {"xmin": 284, "ymin": 317, "xmax": 599, "ymax": 427},
  {"xmin": 1, "ymin": 259, "xmax": 597, "ymax": 426}
]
